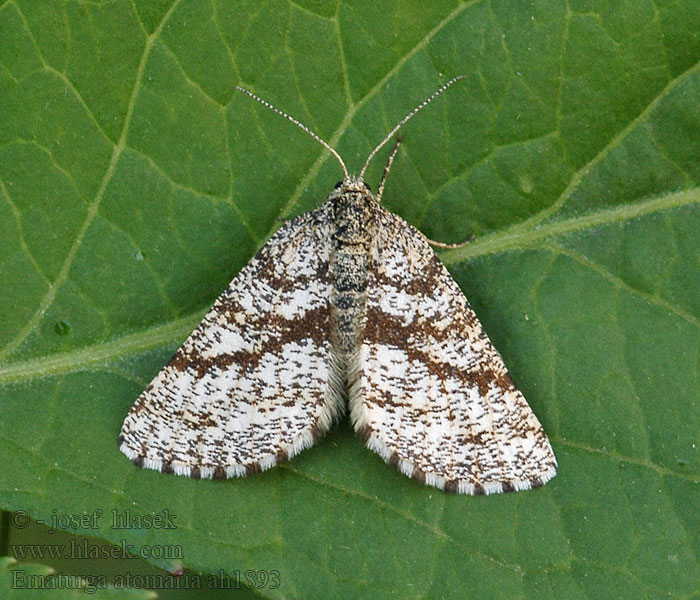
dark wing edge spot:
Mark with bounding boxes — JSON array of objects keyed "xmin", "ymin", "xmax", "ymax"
[{"xmin": 356, "ymin": 426, "xmax": 557, "ymax": 495}]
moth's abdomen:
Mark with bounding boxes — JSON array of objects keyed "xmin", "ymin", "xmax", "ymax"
[
  {"xmin": 330, "ymin": 243, "xmax": 369, "ymax": 357},
  {"xmin": 329, "ymin": 189, "xmax": 374, "ymax": 360}
]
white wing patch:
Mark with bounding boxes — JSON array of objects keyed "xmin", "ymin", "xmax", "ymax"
[
  {"xmin": 350, "ymin": 207, "xmax": 557, "ymax": 494},
  {"xmin": 118, "ymin": 204, "xmax": 343, "ymax": 478}
]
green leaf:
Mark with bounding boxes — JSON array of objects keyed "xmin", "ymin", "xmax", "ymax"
[
  {"xmin": 1, "ymin": 1, "xmax": 700, "ymax": 599},
  {"xmin": 0, "ymin": 557, "xmax": 155, "ymax": 599}
]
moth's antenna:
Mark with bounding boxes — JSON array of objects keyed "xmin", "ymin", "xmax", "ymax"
[
  {"xmin": 376, "ymin": 135, "xmax": 403, "ymax": 204},
  {"xmin": 235, "ymin": 86, "xmax": 349, "ymax": 180},
  {"xmin": 358, "ymin": 75, "xmax": 466, "ymax": 180}
]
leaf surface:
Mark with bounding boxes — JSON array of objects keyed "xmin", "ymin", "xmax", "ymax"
[
  {"xmin": 0, "ymin": 557, "xmax": 155, "ymax": 599},
  {"xmin": 1, "ymin": 1, "xmax": 700, "ymax": 598}
]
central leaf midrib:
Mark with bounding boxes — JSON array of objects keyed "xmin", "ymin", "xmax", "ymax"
[{"xmin": 0, "ymin": 185, "xmax": 696, "ymax": 383}]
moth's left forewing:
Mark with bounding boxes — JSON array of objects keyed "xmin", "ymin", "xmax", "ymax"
[
  {"xmin": 118, "ymin": 204, "xmax": 343, "ymax": 478},
  {"xmin": 351, "ymin": 207, "xmax": 557, "ymax": 494}
]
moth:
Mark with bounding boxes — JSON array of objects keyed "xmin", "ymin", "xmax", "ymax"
[{"xmin": 118, "ymin": 76, "xmax": 557, "ymax": 495}]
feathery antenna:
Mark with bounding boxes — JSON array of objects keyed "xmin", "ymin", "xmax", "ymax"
[
  {"xmin": 234, "ymin": 86, "xmax": 349, "ymax": 180},
  {"xmin": 358, "ymin": 75, "xmax": 467, "ymax": 180}
]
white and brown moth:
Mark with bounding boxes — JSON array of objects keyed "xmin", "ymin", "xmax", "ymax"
[{"xmin": 118, "ymin": 76, "xmax": 557, "ymax": 495}]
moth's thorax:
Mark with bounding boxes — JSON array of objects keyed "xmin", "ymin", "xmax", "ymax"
[{"xmin": 330, "ymin": 177, "xmax": 376, "ymax": 245}]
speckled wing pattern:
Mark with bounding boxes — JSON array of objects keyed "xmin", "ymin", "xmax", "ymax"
[
  {"xmin": 350, "ymin": 207, "xmax": 557, "ymax": 495},
  {"xmin": 118, "ymin": 204, "xmax": 343, "ymax": 478}
]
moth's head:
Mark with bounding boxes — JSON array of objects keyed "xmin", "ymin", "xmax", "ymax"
[{"xmin": 331, "ymin": 176, "xmax": 373, "ymax": 201}]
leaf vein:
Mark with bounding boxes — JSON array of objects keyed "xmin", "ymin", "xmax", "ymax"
[
  {"xmin": 281, "ymin": 464, "xmax": 523, "ymax": 573},
  {"xmin": 0, "ymin": 0, "xmax": 183, "ymax": 363},
  {"xmin": 0, "ymin": 176, "xmax": 50, "ymax": 285},
  {"xmin": 544, "ymin": 242, "xmax": 700, "ymax": 331},
  {"xmin": 272, "ymin": 0, "xmax": 477, "ymax": 225},
  {"xmin": 526, "ymin": 54, "xmax": 700, "ymax": 228},
  {"xmin": 555, "ymin": 437, "xmax": 700, "ymax": 485},
  {"xmin": 442, "ymin": 187, "xmax": 700, "ymax": 265}
]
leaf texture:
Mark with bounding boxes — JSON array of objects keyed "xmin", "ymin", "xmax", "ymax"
[{"xmin": 1, "ymin": 1, "xmax": 700, "ymax": 598}]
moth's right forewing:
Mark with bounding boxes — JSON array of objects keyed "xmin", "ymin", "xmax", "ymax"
[{"xmin": 351, "ymin": 207, "xmax": 557, "ymax": 494}]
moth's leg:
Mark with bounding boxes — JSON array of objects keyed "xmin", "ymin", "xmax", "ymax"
[
  {"xmin": 426, "ymin": 233, "xmax": 475, "ymax": 249},
  {"xmin": 376, "ymin": 135, "xmax": 403, "ymax": 204}
]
